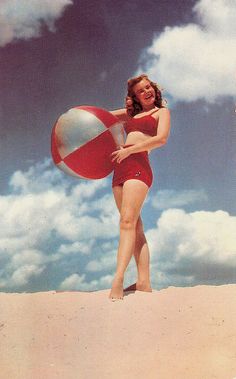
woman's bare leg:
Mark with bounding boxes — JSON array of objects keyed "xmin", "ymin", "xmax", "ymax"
[
  {"xmin": 109, "ymin": 180, "xmax": 149, "ymax": 300},
  {"xmin": 124, "ymin": 217, "xmax": 152, "ymax": 292},
  {"xmin": 112, "ymin": 186, "xmax": 152, "ymax": 294}
]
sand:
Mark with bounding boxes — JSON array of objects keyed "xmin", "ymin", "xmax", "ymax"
[{"xmin": 1, "ymin": 284, "xmax": 236, "ymax": 379}]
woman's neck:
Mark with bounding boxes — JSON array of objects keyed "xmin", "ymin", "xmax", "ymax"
[{"xmin": 141, "ymin": 105, "xmax": 157, "ymax": 113}]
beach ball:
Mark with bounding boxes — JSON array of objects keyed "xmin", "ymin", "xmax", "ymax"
[{"xmin": 51, "ymin": 106, "xmax": 124, "ymax": 179}]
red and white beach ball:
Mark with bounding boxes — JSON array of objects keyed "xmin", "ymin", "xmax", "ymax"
[{"xmin": 51, "ymin": 106, "xmax": 124, "ymax": 179}]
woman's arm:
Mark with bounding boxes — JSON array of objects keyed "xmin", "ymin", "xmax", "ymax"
[
  {"xmin": 110, "ymin": 108, "xmax": 130, "ymax": 121},
  {"xmin": 111, "ymin": 108, "xmax": 171, "ymax": 163}
]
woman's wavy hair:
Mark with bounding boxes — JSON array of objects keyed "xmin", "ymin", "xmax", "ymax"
[{"xmin": 126, "ymin": 74, "xmax": 165, "ymax": 117}]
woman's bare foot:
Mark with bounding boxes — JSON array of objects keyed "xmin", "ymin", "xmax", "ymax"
[
  {"xmin": 124, "ymin": 281, "xmax": 152, "ymax": 292},
  {"xmin": 109, "ymin": 276, "xmax": 124, "ymax": 301}
]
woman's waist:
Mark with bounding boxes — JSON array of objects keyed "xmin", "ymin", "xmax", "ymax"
[
  {"xmin": 124, "ymin": 135, "xmax": 151, "ymax": 153},
  {"xmin": 112, "ymin": 145, "xmax": 149, "ymax": 168}
]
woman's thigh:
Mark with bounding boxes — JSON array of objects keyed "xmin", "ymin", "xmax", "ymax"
[{"xmin": 120, "ymin": 179, "xmax": 149, "ymax": 221}]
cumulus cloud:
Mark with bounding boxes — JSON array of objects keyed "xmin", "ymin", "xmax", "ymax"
[
  {"xmin": 0, "ymin": 0, "xmax": 73, "ymax": 47},
  {"xmin": 137, "ymin": 0, "xmax": 236, "ymax": 103},
  {"xmin": 0, "ymin": 248, "xmax": 46, "ymax": 288},
  {"xmin": 151, "ymin": 189, "xmax": 208, "ymax": 210},
  {"xmin": 11, "ymin": 264, "xmax": 45, "ymax": 287},
  {"xmin": 147, "ymin": 208, "xmax": 236, "ymax": 288},
  {"xmin": 58, "ymin": 241, "xmax": 95, "ymax": 256},
  {"xmin": 85, "ymin": 246, "xmax": 117, "ymax": 273},
  {"xmin": 0, "ymin": 159, "xmax": 119, "ymax": 290},
  {"xmin": 59, "ymin": 273, "xmax": 114, "ymax": 291}
]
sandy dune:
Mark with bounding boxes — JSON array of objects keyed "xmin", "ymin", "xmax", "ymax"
[{"xmin": 1, "ymin": 285, "xmax": 236, "ymax": 379}]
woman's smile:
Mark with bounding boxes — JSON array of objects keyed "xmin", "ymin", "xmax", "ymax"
[{"xmin": 133, "ymin": 78, "xmax": 156, "ymax": 110}]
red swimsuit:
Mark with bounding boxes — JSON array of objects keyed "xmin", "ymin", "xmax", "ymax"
[{"xmin": 112, "ymin": 109, "xmax": 159, "ymax": 188}]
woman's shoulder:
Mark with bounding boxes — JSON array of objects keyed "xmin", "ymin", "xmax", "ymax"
[
  {"xmin": 144, "ymin": 107, "xmax": 170, "ymax": 119},
  {"xmin": 110, "ymin": 108, "xmax": 129, "ymax": 121},
  {"xmin": 155, "ymin": 107, "xmax": 170, "ymax": 117}
]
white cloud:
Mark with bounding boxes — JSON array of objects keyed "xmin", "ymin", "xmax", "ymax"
[
  {"xmin": 147, "ymin": 208, "xmax": 236, "ymax": 288},
  {"xmin": 58, "ymin": 240, "xmax": 95, "ymax": 256},
  {"xmin": 11, "ymin": 249, "xmax": 45, "ymax": 267},
  {"xmin": 85, "ymin": 249, "xmax": 117, "ymax": 273},
  {"xmin": 59, "ymin": 273, "xmax": 86, "ymax": 290},
  {"xmin": 59, "ymin": 273, "xmax": 114, "ymax": 291},
  {"xmin": 151, "ymin": 189, "xmax": 208, "ymax": 210},
  {"xmin": 0, "ymin": 0, "xmax": 73, "ymax": 47},
  {"xmin": 9, "ymin": 158, "xmax": 70, "ymax": 194},
  {"xmin": 0, "ymin": 159, "xmax": 118, "ymax": 290},
  {"xmin": 11, "ymin": 264, "xmax": 45, "ymax": 287},
  {"xmin": 137, "ymin": 0, "xmax": 236, "ymax": 103},
  {"xmin": 0, "ymin": 248, "xmax": 46, "ymax": 288},
  {"xmin": 84, "ymin": 239, "xmax": 119, "ymax": 272},
  {"xmin": 71, "ymin": 180, "xmax": 109, "ymax": 201}
]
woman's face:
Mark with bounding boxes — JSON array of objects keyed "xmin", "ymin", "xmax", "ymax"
[{"xmin": 133, "ymin": 78, "xmax": 156, "ymax": 110}]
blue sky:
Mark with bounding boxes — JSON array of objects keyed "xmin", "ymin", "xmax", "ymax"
[{"xmin": 0, "ymin": 0, "xmax": 235, "ymax": 292}]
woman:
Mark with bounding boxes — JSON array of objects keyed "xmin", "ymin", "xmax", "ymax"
[{"xmin": 109, "ymin": 74, "xmax": 171, "ymax": 301}]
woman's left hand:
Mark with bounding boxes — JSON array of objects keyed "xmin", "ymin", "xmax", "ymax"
[{"xmin": 111, "ymin": 146, "xmax": 131, "ymax": 164}]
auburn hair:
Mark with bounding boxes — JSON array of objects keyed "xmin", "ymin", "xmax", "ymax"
[{"xmin": 126, "ymin": 74, "xmax": 165, "ymax": 117}]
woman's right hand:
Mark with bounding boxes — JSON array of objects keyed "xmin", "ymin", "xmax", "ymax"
[{"xmin": 125, "ymin": 96, "xmax": 133, "ymax": 116}]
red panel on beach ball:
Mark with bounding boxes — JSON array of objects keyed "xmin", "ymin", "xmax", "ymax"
[{"xmin": 51, "ymin": 106, "xmax": 124, "ymax": 179}]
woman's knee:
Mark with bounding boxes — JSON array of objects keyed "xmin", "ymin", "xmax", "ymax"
[{"xmin": 119, "ymin": 212, "xmax": 137, "ymax": 230}]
